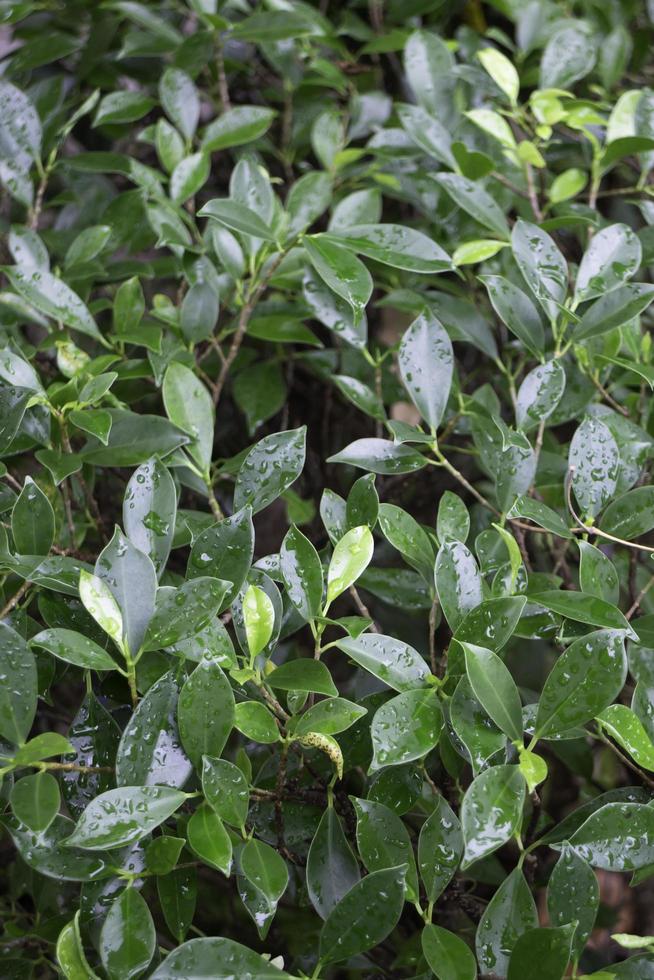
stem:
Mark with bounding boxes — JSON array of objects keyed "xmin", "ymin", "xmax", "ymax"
[
  {"xmin": 215, "ymin": 36, "xmax": 231, "ymax": 111},
  {"xmin": 126, "ymin": 659, "xmax": 138, "ymax": 708},
  {"xmin": 0, "ymin": 580, "xmax": 30, "ymax": 620},
  {"xmin": 430, "ymin": 444, "xmax": 501, "ymax": 517},
  {"xmin": 206, "ymin": 483, "xmax": 224, "ymax": 521},
  {"xmin": 524, "ymin": 162, "xmax": 543, "ymax": 221},
  {"xmin": 212, "ymin": 253, "xmax": 286, "ymax": 408}
]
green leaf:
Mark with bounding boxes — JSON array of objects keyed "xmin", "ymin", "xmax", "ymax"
[
  {"xmin": 0, "ymin": 623, "xmax": 37, "ymax": 746},
  {"xmin": 515, "ymin": 360, "xmax": 566, "ymax": 431},
  {"xmin": 507, "ymin": 496, "xmax": 572, "ymax": 538},
  {"xmin": 2, "ymin": 813, "xmax": 106, "ymax": 881},
  {"xmin": 201, "ymin": 106, "xmax": 276, "ymax": 152},
  {"xmin": 268, "ymin": 659, "xmax": 337, "ymax": 696},
  {"xmin": 116, "ymin": 671, "xmax": 190, "ymax": 789},
  {"xmin": 398, "ymin": 311, "xmax": 453, "ymax": 431},
  {"xmin": 422, "ymin": 924, "xmax": 477, "ymax": 980},
  {"xmin": 370, "ymin": 688, "xmax": 442, "ymax": 771},
  {"xmin": 307, "ymin": 807, "xmax": 360, "ymax": 920},
  {"xmin": 145, "ymin": 835, "xmax": 185, "ymax": 875},
  {"xmin": 480, "ymin": 275, "xmax": 544, "ymax": 357},
  {"xmin": 478, "ymin": 47, "xmax": 520, "ymax": 104},
  {"xmin": 462, "ymin": 642, "xmax": 523, "ymax": 742},
  {"xmin": 144, "ymin": 578, "xmax": 230, "ymax": 651},
  {"xmin": 596, "ymin": 704, "xmax": 654, "ymax": 771},
  {"xmin": 397, "ymin": 103, "xmax": 456, "ymax": 169},
  {"xmin": 100, "ymin": 887, "xmax": 155, "ymax": 980},
  {"xmin": 511, "ymin": 220, "xmax": 568, "ymax": 325},
  {"xmin": 560, "ymin": 802, "xmax": 654, "ymax": 871},
  {"xmin": 198, "ymin": 198, "xmax": 275, "ymax": 241},
  {"xmin": 65, "ymin": 786, "xmax": 185, "ymax": 850},
  {"xmin": 233, "ymin": 701, "xmax": 280, "ymax": 743},
  {"xmin": 600, "ymin": 486, "xmax": 654, "ymax": 540},
  {"xmin": 157, "ymin": 868, "xmax": 196, "ymax": 945},
  {"xmin": 5, "ymin": 268, "xmax": 104, "ymax": 343},
  {"xmin": 56, "ymin": 912, "xmax": 100, "ymax": 980},
  {"xmin": 534, "ymin": 629, "xmax": 627, "ymax": 738},
  {"xmin": 574, "ymin": 283, "xmax": 654, "ymax": 341},
  {"xmin": 170, "ymin": 152, "xmax": 210, "ymax": 204},
  {"xmin": 328, "ymin": 223, "xmax": 451, "ymax": 274},
  {"xmin": 163, "ymin": 362, "xmax": 214, "ymax": 475},
  {"xmin": 418, "ymin": 794, "xmax": 463, "ymax": 902},
  {"xmin": 578, "ymin": 541, "xmax": 619, "ymax": 605},
  {"xmin": 159, "ymin": 67, "xmax": 199, "ymax": 141},
  {"xmin": 319, "ymin": 865, "xmax": 407, "ymax": 965},
  {"xmin": 303, "ymin": 266, "xmax": 367, "ymax": 349},
  {"xmin": 346, "ymin": 473, "xmax": 379, "ymax": 530},
  {"xmin": 353, "ymin": 797, "xmax": 419, "ymax": 901},
  {"xmin": 531, "ymin": 590, "xmax": 633, "ymax": 635},
  {"xmin": 187, "ymin": 507, "xmax": 254, "ymax": 610},
  {"xmin": 476, "ymin": 868, "xmax": 537, "ymax": 977},
  {"xmin": 403, "ymin": 30, "xmax": 454, "ymax": 116},
  {"xmin": 435, "ymin": 541, "xmax": 483, "ymax": 632},
  {"xmin": 94, "ymin": 91, "xmax": 155, "ymax": 126},
  {"xmin": 304, "ymin": 236, "xmax": 372, "ymax": 320},
  {"xmin": 507, "ymin": 925, "xmax": 573, "ymax": 980},
  {"xmin": 334, "ymin": 633, "xmax": 430, "ymax": 692},
  {"xmin": 437, "ymin": 492, "xmax": 470, "ymax": 544},
  {"xmin": 95, "ymin": 527, "xmax": 157, "ymax": 656},
  {"xmin": 540, "ymin": 22, "xmax": 596, "ymax": 88},
  {"xmin": 11, "ymin": 477, "xmax": 54, "ymax": 555},
  {"xmin": 454, "ymin": 596, "xmax": 527, "ymax": 652},
  {"xmin": 13, "ymin": 732, "xmax": 74, "ymax": 764},
  {"xmin": 328, "ymin": 438, "xmax": 428, "ymax": 474},
  {"xmin": 569, "ymin": 417, "xmax": 620, "ymax": 519},
  {"xmin": 280, "ymin": 525, "xmax": 323, "ymax": 621},
  {"xmin": 326, "ymin": 525, "xmax": 374, "ymax": 603},
  {"xmin": 549, "ymin": 168, "xmax": 588, "ymax": 204},
  {"xmin": 243, "ymin": 584, "xmax": 275, "ymax": 659},
  {"xmin": 187, "ymin": 805, "xmax": 232, "ymax": 875},
  {"xmin": 178, "ymin": 659, "xmax": 235, "ymax": 767},
  {"xmin": 233, "ymin": 427, "xmax": 306, "ymax": 515},
  {"xmin": 575, "ymin": 222, "xmax": 641, "ymax": 303},
  {"xmin": 436, "ymin": 173, "xmax": 510, "ymax": 240},
  {"xmin": 11, "ymin": 772, "xmax": 60, "ymax": 832},
  {"xmin": 201, "ymin": 756, "xmax": 249, "ymax": 828},
  {"xmin": 151, "ymin": 937, "xmax": 295, "ymax": 979},
  {"xmin": 461, "ymin": 765, "xmax": 526, "ymax": 867},
  {"xmin": 547, "ymin": 847, "xmax": 599, "ymax": 958},
  {"xmin": 240, "ymin": 838, "xmax": 288, "ymax": 929},
  {"xmin": 293, "ymin": 698, "xmax": 366, "ymax": 736},
  {"xmin": 80, "ymin": 410, "xmax": 189, "ymax": 467},
  {"xmin": 30, "ymin": 628, "xmax": 118, "ymax": 671}
]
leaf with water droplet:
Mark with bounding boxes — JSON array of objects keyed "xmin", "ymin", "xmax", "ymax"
[
  {"xmin": 233, "ymin": 427, "xmax": 306, "ymax": 515},
  {"xmin": 123, "ymin": 457, "xmax": 176, "ymax": 579},
  {"xmin": 435, "ymin": 540, "xmax": 484, "ymax": 632},
  {"xmin": 547, "ymin": 846, "xmax": 598, "ymax": 959},
  {"xmin": 0, "ymin": 621, "xmax": 37, "ymax": 746},
  {"xmin": 307, "ymin": 806, "xmax": 360, "ymax": 921},
  {"xmin": 461, "ymin": 765, "xmax": 525, "ymax": 868},
  {"xmin": 535, "ymin": 629, "xmax": 627, "ymax": 739},
  {"xmin": 418, "ymin": 794, "xmax": 463, "ymax": 903},
  {"xmin": 352, "ymin": 797, "xmax": 419, "ymax": 902},
  {"xmin": 462, "ymin": 642, "xmax": 523, "ymax": 742},
  {"xmin": 507, "ymin": 924, "xmax": 573, "ymax": 980},
  {"xmin": 64, "ymin": 785, "xmax": 186, "ymax": 851},
  {"xmin": 187, "ymin": 506, "xmax": 254, "ymax": 611},
  {"xmin": 116, "ymin": 671, "xmax": 191, "ymax": 789},
  {"xmin": 476, "ymin": 867, "xmax": 538, "ymax": 977},
  {"xmin": 569, "ymin": 416, "xmax": 620, "ymax": 520},
  {"xmin": 370, "ymin": 688, "xmax": 442, "ymax": 771},
  {"xmin": 422, "ymin": 923, "xmax": 477, "ymax": 980},
  {"xmin": 319, "ymin": 864, "xmax": 407, "ymax": 965},
  {"xmin": 177, "ymin": 659, "xmax": 235, "ymax": 767},
  {"xmin": 100, "ymin": 886, "xmax": 156, "ymax": 980},
  {"xmin": 280, "ymin": 524, "xmax": 323, "ymax": 621}
]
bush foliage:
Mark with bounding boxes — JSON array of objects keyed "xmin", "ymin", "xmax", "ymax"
[{"xmin": 2, "ymin": 0, "xmax": 654, "ymax": 977}]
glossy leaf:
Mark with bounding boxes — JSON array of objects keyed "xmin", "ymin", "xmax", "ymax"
[
  {"xmin": 319, "ymin": 865, "xmax": 406, "ymax": 965},
  {"xmin": 461, "ymin": 765, "xmax": 526, "ymax": 867}
]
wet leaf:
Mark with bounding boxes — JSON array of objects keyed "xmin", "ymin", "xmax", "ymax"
[
  {"xmin": 307, "ymin": 807, "xmax": 360, "ymax": 920},
  {"xmin": 461, "ymin": 765, "xmax": 525, "ymax": 867},
  {"xmin": 398, "ymin": 311, "xmax": 453, "ymax": 431},
  {"xmin": 370, "ymin": 688, "xmax": 442, "ymax": 771},
  {"xmin": 319, "ymin": 865, "xmax": 407, "ymax": 964}
]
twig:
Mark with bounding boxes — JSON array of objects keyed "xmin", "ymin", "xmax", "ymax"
[
  {"xmin": 626, "ymin": 572, "xmax": 654, "ymax": 620},
  {"xmin": 212, "ymin": 253, "xmax": 285, "ymax": 408},
  {"xmin": 349, "ymin": 585, "xmax": 380, "ymax": 633},
  {"xmin": 215, "ymin": 37, "xmax": 231, "ymax": 111},
  {"xmin": 0, "ymin": 580, "xmax": 30, "ymax": 620},
  {"xmin": 524, "ymin": 163, "xmax": 543, "ymax": 221}
]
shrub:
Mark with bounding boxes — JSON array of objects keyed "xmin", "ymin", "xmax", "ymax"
[{"xmin": 1, "ymin": 1, "xmax": 654, "ymax": 977}]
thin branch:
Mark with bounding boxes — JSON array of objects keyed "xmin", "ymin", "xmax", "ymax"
[
  {"xmin": 212, "ymin": 253, "xmax": 285, "ymax": 408},
  {"xmin": 0, "ymin": 580, "xmax": 30, "ymax": 620}
]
